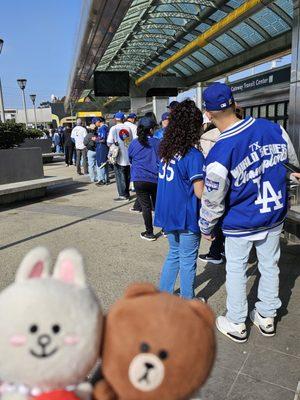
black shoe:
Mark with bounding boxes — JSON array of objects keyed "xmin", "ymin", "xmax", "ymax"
[
  {"xmin": 140, "ymin": 232, "xmax": 157, "ymax": 241},
  {"xmin": 96, "ymin": 181, "xmax": 105, "ymax": 186},
  {"xmin": 114, "ymin": 196, "xmax": 130, "ymax": 202},
  {"xmin": 198, "ymin": 253, "xmax": 223, "ymax": 264},
  {"xmin": 77, "ymin": 172, "xmax": 83, "ymax": 175}
]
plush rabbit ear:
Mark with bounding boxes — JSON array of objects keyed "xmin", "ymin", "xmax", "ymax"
[
  {"xmin": 16, "ymin": 247, "xmax": 51, "ymax": 283},
  {"xmin": 53, "ymin": 248, "xmax": 86, "ymax": 287}
]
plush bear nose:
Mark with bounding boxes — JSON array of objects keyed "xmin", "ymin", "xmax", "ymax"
[
  {"xmin": 38, "ymin": 334, "xmax": 51, "ymax": 347},
  {"xmin": 145, "ymin": 362, "xmax": 154, "ymax": 370}
]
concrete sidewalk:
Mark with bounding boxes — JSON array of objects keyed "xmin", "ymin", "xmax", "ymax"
[{"xmin": 0, "ymin": 162, "xmax": 299, "ymax": 400}]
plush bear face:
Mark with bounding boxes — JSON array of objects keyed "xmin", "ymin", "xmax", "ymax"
[
  {"xmin": 101, "ymin": 284, "xmax": 215, "ymax": 400},
  {"xmin": 0, "ymin": 247, "xmax": 103, "ymax": 391}
]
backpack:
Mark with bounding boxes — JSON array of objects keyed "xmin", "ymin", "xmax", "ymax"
[{"xmin": 107, "ymin": 142, "xmax": 119, "ymax": 165}]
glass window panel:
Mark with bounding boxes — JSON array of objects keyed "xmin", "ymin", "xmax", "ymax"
[
  {"xmin": 185, "ymin": 33, "xmax": 197, "ymax": 41},
  {"xmin": 182, "ymin": 57, "xmax": 202, "ymax": 71},
  {"xmin": 203, "ymin": 43, "xmax": 228, "ymax": 61},
  {"xmin": 155, "ymin": 4, "xmax": 177, "ymax": 12},
  {"xmin": 276, "ymin": 119, "xmax": 285, "ymax": 127},
  {"xmin": 275, "ymin": 0, "xmax": 293, "ymax": 17},
  {"xmin": 268, "ymin": 104, "xmax": 275, "ymax": 117},
  {"xmin": 260, "ymin": 105, "xmax": 267, "ymax": 118},
  {"xmin": 210, "ymin": 10, "xmax": 227, "ymax": 22},
  {"xmin": 251, "ymin": 8, "xmax": 290, "ymax": 37},
  {"xmin": 227, "ymin": 0, "xmax": 245, "ymax": 8},
  {"xmin": 231, "ymin": 22, "xmax": 265, "ymax": 46},
  {"xmin": 195, "ymin": 23, "xmax": 211, "ymax": 33},
  {"xmin": 216, "ymin": 34, "xmax": 245, "ymax": 54},
  {"xmin": 170, "ymin": 17, "xmax": 187, "ymax": 25},
  {"xmin": 173, "ymin": 63, "xmax": 191, "ymax": 76},
  {"xmin": 252, "ymin": 106, "xmax": 259, "ymax": 118},
  {"xmin": 191, "ymin": 50, "xmax": 214, "ymax": 67},
  {"xmin": 173, "ymin": 42, "xmax": 185, "ymax": 49},
  {"xmin": 245, "ymin": 108, "xmax": 251, "ymax": 116},
  {"xmin": 177, "ymin": 3, "xmax": 198, "ymax": 14},
  {"xmin": 277, "ymin": 103, "xmax": 285, "ymax": 116}
]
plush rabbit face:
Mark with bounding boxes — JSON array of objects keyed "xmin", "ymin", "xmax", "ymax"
[{"xmin": 0, "ymin": 247, "xmax": 103, "ymax": 391}]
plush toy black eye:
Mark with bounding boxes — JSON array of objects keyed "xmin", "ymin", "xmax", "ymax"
[
  {"xmin": 29, "ymin": 324, "xmax": 38, "ymax": 334},
  {"xmin": 140, "ymin": 342, "xmax": 150, "ymax": 353},
  {"xmin": 158, "ymin": 350, "xmax": 168, "ymax": 360},
  {"xmin": 52, "ymin": 324, "xmax": 61, "ymax": 334}
]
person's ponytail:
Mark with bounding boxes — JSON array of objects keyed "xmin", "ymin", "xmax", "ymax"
[{"xmin": 137, "ymin": 125, "xmax": 151, "ymax": 147}]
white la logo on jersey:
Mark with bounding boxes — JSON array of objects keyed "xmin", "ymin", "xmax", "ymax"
[{"xmin": 253, "ymin": 177, "xmax": 283, "ymax": 214}]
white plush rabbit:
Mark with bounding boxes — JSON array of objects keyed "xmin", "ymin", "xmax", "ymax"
[{"xmin": 0, "ymin": 247, "xmax": 103, "ymax": 400}]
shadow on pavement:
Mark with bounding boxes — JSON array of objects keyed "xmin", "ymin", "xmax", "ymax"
[{"xmin": 0, "ymin": 196, "xmax": 136, "ymax": 251}]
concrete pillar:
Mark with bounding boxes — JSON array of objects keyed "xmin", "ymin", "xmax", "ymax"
[
  {"xmin": 289, "ymin": 0, "xmax": 300, "ymax": 158},
  {"xmin": 196, "ymin": 82, "xmax": 203, "ymax": 110},
  {"xmin": 130, "ymin": 97, "xmax": 147, "ymax": 114},
  {"xmin": 152, "ymin": 96, "xmax": 168, "ymax": 121}
]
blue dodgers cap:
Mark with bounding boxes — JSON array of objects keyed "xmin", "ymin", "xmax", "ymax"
[
  {"xmin": 127, "ymin": 113, "xmax": 137, "ymax": 119},
  {"xmin": 91, "ymin": 117, "xmax": 101, "ymax": 124},
  {"xmin": 115, "ymin": 111, "xmax": 125, "ymax": 120},
  {"xmin": 167, "ymin": 101, "xmax": 179, "ymax": 110},
  {"xmin": 203, "ymin": 83, "xmax": 234, "ymax": 111},
  {"xmin": 161, "ymin": 112, "xmax": 170, "ymax": 122},
  {"xmin": 138, "ymin": 116, "xmax": 156, "ymax": 129}
]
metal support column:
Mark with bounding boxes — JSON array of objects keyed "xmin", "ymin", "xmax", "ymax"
[
  {"xmin": 152, "ymin": 96, "xmax": 168, "ymax": 121},
  {"xmin": 0, "ymin": 78, "xmax": 5, "ymax": 122},
  {"xmin": 196, "ymin": 82, "xmax": 203, "ymax": 110},
  {"xmin": 289, "ymin": 0, "xmax": 300, "ymax": 158}
]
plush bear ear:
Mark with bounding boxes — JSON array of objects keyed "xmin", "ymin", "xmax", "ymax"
[
  {"xmin": 187, "ymin": 300, "xmax": 215, "ymax": 328},
  {"xmin": 124, "ymin": 283, "xmax": 158, "ymax": 299},
  {"xmin": 53, "ymin": 248, "xmax": 86, "ymax": 287},
  {"xmin": 16, "ymin": 247, "xmax": 51, "ymax": 283}
]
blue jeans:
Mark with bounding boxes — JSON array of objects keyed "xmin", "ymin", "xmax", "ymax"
[
  {"xmin": 87, "ymin": 150, "xmax": 97, "ymax": 182},
  {"xmin": 159, "ymin": 231, "xmax": 201, "ymax": 299},
  {"xmin": 225, "ymin": 229, "xmax": 282, "ymax": 324},
  {"xmin": 55, "ymin": 144, "xmax": 61, "ymax": 153},
  {"xmin": 97, "ymin": 163, "xmax": 109, "ymax": 183}
]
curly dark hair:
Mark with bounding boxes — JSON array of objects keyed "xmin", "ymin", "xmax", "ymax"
[{"xmin": 159, "ymin": 100, "xmax": 203, "ymax": 162}]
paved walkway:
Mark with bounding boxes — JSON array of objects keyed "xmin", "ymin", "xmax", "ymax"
[{"xmin": 0, "ymin": 161, "xmax": 299, "ymax": 400}]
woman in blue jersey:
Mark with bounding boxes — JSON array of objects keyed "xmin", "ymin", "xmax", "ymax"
[
  {"xmin": 128, "ymin": 117, "xmax": 160, "ymax": 241},
  {"xmin": 154, "ymin": 100, "xmax": 205, "ymax": 299}
]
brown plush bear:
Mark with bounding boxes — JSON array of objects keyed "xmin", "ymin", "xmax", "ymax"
[{"xmin": 94, "ymin": 283, "xmax": 216, "ymax": 400}]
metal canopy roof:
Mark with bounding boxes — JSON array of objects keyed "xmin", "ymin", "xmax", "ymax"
[{"xmin": 66, "ymin": 0, "xmax": 293, "ymax": 104}]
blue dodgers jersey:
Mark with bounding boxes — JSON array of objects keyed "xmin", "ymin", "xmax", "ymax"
[
  {"xmin": 203, "ymin": 117, "xmax": 288, "ymax": 236},
  {"xmin": 154, "ymin": 147, "xmax": 205, "ymax": 233}
]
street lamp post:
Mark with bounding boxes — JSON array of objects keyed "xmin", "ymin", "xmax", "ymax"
[
  {"xmin": 30, "ymin": 94, "xmax": 37, "ymax": 128},
  {"xmin": 0, "ymin": 39, "xmax": 6, "ymax": 123},
  {"xmin": 17, "ymin": 79, "xmax": 28, "ymax": 127}
]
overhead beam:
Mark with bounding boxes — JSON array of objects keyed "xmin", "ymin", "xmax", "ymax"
[
  {"xmin": 185, "ymin": 31, "xmax": 291, "ymax": 86},
  {"xmin": 135, "ymin": 0, "xmax": 273, "ymax": 86}
]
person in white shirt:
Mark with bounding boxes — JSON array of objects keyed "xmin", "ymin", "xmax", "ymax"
[
  {"xmin": 107, "ymin": 112, "xmax": 133, "ymax": 201},
  {"xmin": 71, "ymin": 119, "xmax": 88, "ymax": 175},
  {"xmin": 124, "ymin": 113, "xmax": 138, "ymax": 139}
]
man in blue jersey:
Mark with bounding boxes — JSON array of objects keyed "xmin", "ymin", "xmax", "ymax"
[
  {"xmin": 153, "ymin": 112, "xmax": 170, "ymax": 140},
  {"xmin": 199, "ymin": 83, "xmax": 299, "ymax": 343}
]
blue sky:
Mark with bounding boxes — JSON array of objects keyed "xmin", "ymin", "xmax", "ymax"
[{"xmin": 0, "ymin": 0, "xmax": 82, "ymax": 109}]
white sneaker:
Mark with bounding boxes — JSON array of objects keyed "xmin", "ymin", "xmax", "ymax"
[
  {"xmin": 216, "ymin": 316, "xmax": 247, "ymax": 343},
  {"xmin": 250, "ymin": 309, "xmax": 275, "ymax": 337}
]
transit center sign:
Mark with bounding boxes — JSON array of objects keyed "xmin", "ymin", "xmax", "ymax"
[{"xmin": 230, "ymin": 66, "xmax": 290, "ymax": 94}]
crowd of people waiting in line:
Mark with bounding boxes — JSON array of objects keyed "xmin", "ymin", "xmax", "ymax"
[{"xmin": 48, "ymin": 83, "xmax": 300, "ymax": 343}]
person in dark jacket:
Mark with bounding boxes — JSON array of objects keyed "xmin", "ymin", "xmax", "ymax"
[
  {"xmin": 62, "ymin": 126, "xmax": 74, "ymax": 166},
  {"xmin": 84, "ymin": 123, "xmax": 98, "ymax": 183},
  {"xmin": 128, "ymin": 117, "xmax": 160, "ymax": 241}
]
